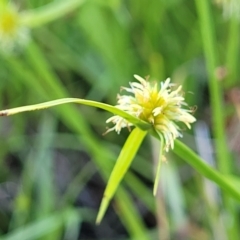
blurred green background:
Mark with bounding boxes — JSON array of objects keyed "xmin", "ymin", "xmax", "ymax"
[{"xmin": 0, "ymin": 0, "xmax": 240, "ymax": 239}]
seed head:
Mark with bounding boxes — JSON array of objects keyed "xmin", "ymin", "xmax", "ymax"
[{"xmin": 106, "ymin": 75, "xmax": 196, "ymax": 151}]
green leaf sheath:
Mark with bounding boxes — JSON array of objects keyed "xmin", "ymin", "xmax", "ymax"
[
  {"xmin": 195, "ymin": 0, "xmax": 231, "ymax": 174},
  {"xmin": 96, "ymin": 128, "xmax": 148, "ymax": 224}
]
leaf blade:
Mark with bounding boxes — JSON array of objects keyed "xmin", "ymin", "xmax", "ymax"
[
  {"xmin": 0, "ymin": 98, "xmax": 151, "ymax": 131},
  {"xmin": 96, "ymin": 127, "xmax": 148, "ymax": 224}
]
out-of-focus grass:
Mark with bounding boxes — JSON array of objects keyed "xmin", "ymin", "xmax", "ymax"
[{"xmin": 0, "ymin": 0, "xmax": 239, "ymax": 239}]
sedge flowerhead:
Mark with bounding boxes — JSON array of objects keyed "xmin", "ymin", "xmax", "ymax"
[
  {"xmin": 0, "ymin": 1, "xmax": 30, "ymax": 53},
  {"xmin": 106, "ymin": 75, "xmax": 196, "ymax": 151},
  {"xmin": 214, "ymin": 0, "xmax": 240, "ymax": 21}
]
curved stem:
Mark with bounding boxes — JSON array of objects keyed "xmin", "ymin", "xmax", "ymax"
[{"xmin": 0, "ymin": 98, "xmax": 150, "ymax": 130}]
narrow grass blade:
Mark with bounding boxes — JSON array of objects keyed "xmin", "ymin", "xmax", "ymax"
[
  {"xmin": 96, "ymin": 128, "xmax": 148, "ymax": 224},
  {"xmin": 195, "ymin": 0, "xmax": 231, "ymax": 174},
  {"xmin": 173, "ymin": 140, "xmax": 240, "ymax": 202},
  {"xmin": 1, "ymin": 208, "xmax": 81, "ymax": 240},
  {"xmin": 0, "ymin": 98, "xmax": 150, "ymax": 131},
  {"xmin": 125, "ymin": 173, "xmax": 155, "ymax": 213},
  {"xmin": 115, "ymin": 187, "xmax": 150, "ymax": 240},
  {"xmin": 153, "ymin": 134, "xmax": 164, "ymax": 196}
]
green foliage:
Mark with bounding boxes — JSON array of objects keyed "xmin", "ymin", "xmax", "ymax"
[{"xmin": 0, "ymin": 0, "xmax": 239, "ymax": 239}]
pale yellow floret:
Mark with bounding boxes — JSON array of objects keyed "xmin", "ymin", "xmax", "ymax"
[
  {"xmin": 214, "ymin": 0, "xmax": 240, "ymax": 21},
  {"xmin": 106, "ymin": 75, "xmax": 196, "ymax": 151},
  {"xmin": 0, "ymin": 2, "xmax": 30, "ymax": 53}
]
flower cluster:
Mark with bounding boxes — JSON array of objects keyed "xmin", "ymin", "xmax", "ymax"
[
  {"xmin": 106, "ymin": 75, "xmax": 196, "ymax": 151},
  {"xmin": 214, "ymin": 0, "xmax": 240, "ymax": 21},
  {"xmin": 0, "ymin": 2, "xmax": 30, "ymax": 53}
]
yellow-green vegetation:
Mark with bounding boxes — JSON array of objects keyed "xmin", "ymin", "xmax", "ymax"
[{"xmin": 0, "ymin": 0, "xmax": 239, "ymax": 239}]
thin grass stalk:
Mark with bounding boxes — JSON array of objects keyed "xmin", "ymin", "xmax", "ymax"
[
  {"xmin": 193, "ymin": 6, "xmax": 238, "ymax": 238},
  {"xmin": 151, "ymin": 137, "xmax": 170, "ymax": 240},
  {"xmin": 115, "ymin": 187, "xmax": 150, "ymax": 240},
  {"xmin": 195, "ymin": 0, "xmax": 231, "ymax": 174}
]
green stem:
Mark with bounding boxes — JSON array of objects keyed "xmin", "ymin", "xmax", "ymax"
[
  {"xmin": 0, "ymin": 98, "xmax": 150, "ymax": 131},
  {"xmin": 195, "ymin": 0, "xmax": 231, "ymax": 176},
  {"xmin": 195, "ymin": 5, "xmax": 238, "ymax": 238},
  {"xmin": 20, "ymin": 0, "xmax": 86, "ymax": 28}
]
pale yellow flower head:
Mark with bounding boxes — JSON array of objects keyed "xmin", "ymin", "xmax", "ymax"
[
  {"xmin": 214, "ymin": 0, "xmax": 240, "ymax": 21},
  {"xmin": 0, "ymin": 1, "xmax": 30, "ymax": 53},
  {"xmin": 106, "ymin": 75, "xmax": 196, "ymax": 151}
]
